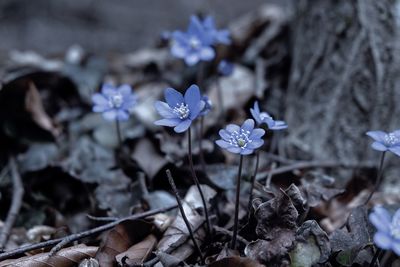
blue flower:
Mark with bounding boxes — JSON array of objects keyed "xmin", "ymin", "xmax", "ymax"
[
  {"xmin": 216, "ymin": 119, "xmax": 265, "ymax": 155},
  {"xmin": 366, "ymin": 130, "xmax": 400, "ymax": 156},
  {"xmin": 154, "ymin": 84, "xmax": 204, "ymax": 133},
  {"xmin": 250, "ymin": 101, "xmax": 287, "ymax": 130},
  {"xmin": 200, "ymin": 16, "xmax": 231, "ymax": 45},
  {"xmin": 92, "ymin": 84, "xmax": 137, "ymax": 121},
  {"xmin": 218, "ymin": 60, "xmax": 234, "ymax": 76},
  {"xmin": 199, "ymin": 95, "xmax": 212, "ymax": 116},
  {"xmin": 369, "ymin": 206, "xmax": 400, "ymax": 255},
  {"xmin": 170, "ymin": 16, "xmax": 215, "ymax": 66}
]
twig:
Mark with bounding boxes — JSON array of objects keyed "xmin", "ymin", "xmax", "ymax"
[
  {"xmin": 256, "ymin": 160, "xmax": 374, "ymax": 182},
  {"xmin": 369, "ymin": 248, "xmax": 383, "ymax": 267},
  {"xmin": 86, "ymin": 214, "xmax": 118, "ymax": 222},
  {"xmin": 166, "ymin": 170, "xmax": 204, "ymax": 264},
  {"xmin": 0, "ymin": 157, "xmax": 24, "ymax": 250},
  {"xmin": 213, "ymin": 226, "xmax": 249, "ymax": 246},
  {"xmin": 0, "ymin": 204, "xmax": 177, "ymax": 260}
]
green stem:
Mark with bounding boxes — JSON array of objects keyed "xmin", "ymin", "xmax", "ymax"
[
  {"xmin": 364, "ymin": 152, "xmax": 386, "ymax": 205},
  {"xmin": 231, "ymin": 155, "xmax": 244, "ymax": 249},
  {"xmin": 198, "ymin": 117, "xmax": 206, "ymax": 173},
  {"xmin": 188, "ymin": 127, "xmax": 212, "ymax": 235}
]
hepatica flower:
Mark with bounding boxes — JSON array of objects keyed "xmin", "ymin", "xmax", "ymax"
[
  {"xmin": 200, "ymin": 16, "xmax": 231, "ymax": 45},
  {"xmin": 216, "ymin": 119, "xmax": 265, "ymax": 155},
  {"xmin": 170, "ymin": 16, "xmax": 215, "ymax": 66},
  {"xmin": 154, "ymin": 85, "xmax": 204, "ymax": 133},
  {"xmin": 199, "ymin": 95, "xmax": 212, "ymax": 116},
  {"xmin": 366, "ymin": 130, "xmax": 400, "ymax": 156},
  {"xmin": 218, "ymin": 60, "xmax": 234, "ymax": 76},
  {"xmin": 250, "ymin": 101, "xmax": 288, "ymax": 130},
  {"xmin": 92, "ymin": 84, "xmax": 137, "ymax": 121},
  {"xmin": 369, "ymin": 206, "xmax": 400, "ymax": 255}
]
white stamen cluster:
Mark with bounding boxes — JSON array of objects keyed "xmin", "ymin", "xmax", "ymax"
[
  {"xmin": 173, "ymin": 103, "xmax": 190, "ymax": 119},
  {"xmin": 229, "ymin": 129, "xmax": 252, "ymax": 149},
  {"xmin": 384, "ymin": 133, "xmax": 400, "ymax": 146},
  {"xmin": 109, "ymin": 94, "xmax": 123, "ymax": 108},
  {"xmin": 189, "ymin": 37, "xmax": 201, "ymax": 49}
]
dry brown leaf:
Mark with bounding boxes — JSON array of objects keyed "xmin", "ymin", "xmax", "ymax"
[
  {"xmin": 95, "ymin": 219, "xmax": 153, "ymax": 267},
  {"xmin": 0, "ymin": 244, "xmax": 97, "ymax": 267},
  {"xmin": 209, "ymin": 256, "xmax": 265, "ymax": 267},
  {"xmin": 116, "ymin": 234, "xmax": 157, "ymax": 266},
  {"xmin": 155, "ymin": 185, "xmax": 216, "ymax": 266},
  {"xmin": 25, "ymin": 81, "xmax": 60, "ymax": 137}
]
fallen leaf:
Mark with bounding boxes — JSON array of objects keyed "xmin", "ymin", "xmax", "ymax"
[
  {"xmin": 156, "ymin": 185, "xmax": 216, "ymax": 264},
  {"xmin": 116, "ymin": 234, "xmax": 157, "ymax": 266},
  {"xmin": 0, "ymin": 244, "xmax": 97, "ymax": 267},
  {"xmin": 131, "ymin": 138, "xmax": 168, "ymax": 179},
  {"xmin": 95, "ymin": 219, "xmax": 153, "ymax": 267},
  {"xmin": 209, "ymin": 256, "xmax": 265, "ymax": 267}
]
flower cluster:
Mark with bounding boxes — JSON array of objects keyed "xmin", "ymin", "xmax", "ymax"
[
  {"xmin": 216, "ymin": 119, "xmax": 265, "ymax": 155},
  {"xmin": 154, "ymin": 85, "xmax": 204, "ymax": 133},
  {"xmin": 92, "ymin": 84, "xmax": 137, "ymax": 121},
  {"xmin": 250, "ymin": 101, "xmax": 288, "ymax": 130},
  {"xmin": 366, "ymin": 130, "xmax": 400, "ymax": 156},
  {"xmin": 170, "ymin": 15, "xmax": 231, "ymax": 66},
  {"xmin": 369, "ymin": 206, "xmax": 400, "ymax": 255}
]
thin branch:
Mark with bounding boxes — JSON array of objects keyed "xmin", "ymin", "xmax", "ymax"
[
  {"xmin": 213, "ymin": 226, "xmax": 249, "ymax": 246},
  {"xmin": 0, "ymin": 157, "xmax": 24, "ymax": 249},
  {"xmin": 256, "ymin": 160, "xmax": 375, "ymax": 182},
  {"xmin": 0, "ymin": 204, "xmax": 177, "ymax": 260}
]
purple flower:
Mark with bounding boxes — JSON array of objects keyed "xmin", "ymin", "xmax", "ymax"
[
  {"xmin": 170, "ymin": 16, "xmax": 215, "ymax": 66},
  {"xmin": 92, "ymin": 84, "xmax": 137, "ymax": 121},
  {"xmin": 154, "ymin": 84, "xmax": 204, "ymax": 133},
  {"xmin": 369, "ymin": 206, "xmax": 400, "ymax": 255},
  {"xmin": 200, "ymin": 16, "xmax": 231, "ymax": 45},
  {"xmin": 218, "ymin": 60, "xmax": 234, "ymax": 76},
  {"xmin": 216, "ymin": 119, "xmax": 265, "ymax": 155},
  {"xmin": 366, "ymin": 130, "xmax": 400, "ymax": 156},
  {"xmin": 199, "ymin": 95, "xmax": 212, "ymax": 116},
  {"xmin": 250, "ymin": 101, "xmax": 287, "ymax": 130}
]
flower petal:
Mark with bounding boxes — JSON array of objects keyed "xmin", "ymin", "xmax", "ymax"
[
  {"xmin": 247, "ymin": 139, "xmax": 264, "ymax": 150},
  {"xmin": 101, "ymin": 84, "xmax": 116, "ymax": 97},
  {"xmin": 116, "ymin": 110, "xmax": 130, "ymax": 121},
  {"xmin": 371, "ymin": 142, "xmax": 388, "ymax": 151},
  {"xmin": 174, "ymin": 119, "xmax": 192, "ymax": 133},
  {"xmin": 366, "ymin": 131, "xmax": 387, "ymax": 142},
  {"xmin": 184, "ymin": 53, "xmax": 200, "ymax": 66},
  {"xmin": 369, "ymin": 206, "xmax": 392, "ymax": 233},
  {"xmin": 154, "ymin": 101, "xmax": 177, "ymax": 119},
  {"xmin": 226, "ymin": 124, "xmax": 240, "ymax": 133},
  {"xmin": 103, "ymin": 110, "xmax": 118, "ymax": 121},
  {"xmin": 249, "ymin": 129, "xmax": 265, "ymax": 140},
  {"xmin": 241, "ymin": 119, "xmax": 255, "ymax": 133},
  {"xmin": 227, "ymin": 147, "xmax": 241, "ymax": 154},
  {"xmin": 184, "ymin": 84, "xmax": 201, "ymax": 119},
  {"xmin": 389, "ymin": 146, "xmax": 400, "ymax": 157},
  {"xmin": 240, "ymin": 148, "xmax": 254, "ymax": 155},
  {"xmin": 92, "ymin": 93, "xmax": 108, "ymax": 106},
  {"xmin": 216, "ymin": 139, "xmax": 230, "ymax": 149},
  {"xmin": 270, "ymin": 120, "xmax": 288, "ymax": 130},
  {"xmin": 154, "ymin": 118, "xmax": 181, "ymax": 127},
  {"xmin": 254, "ymin": 101, "xmax": 261, "ymax": 113},
  {"xmin": 219, "ymin": 129, "xmax": 231, "ymax": 141},
  {"xmin": 250, "ymin": 108, "xmax": 261, "ymax": 125},
  {"xmin": 171, "ymin": 43, "xmax": 187, "ymax": 59},
  {"xmin": 374, "ymin": 232, "xmax": 392, "ymax": 249},
  {"xmin": 118, "ymin": 84, "xmax": 132, "ymax": 96},
  {"xmin": 199, "ymin": 47, "xmax": 215, "ymax": 61},
  {"xmin": 164, "ymin": 87, "xmax": 184, "ymax": 107}
]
